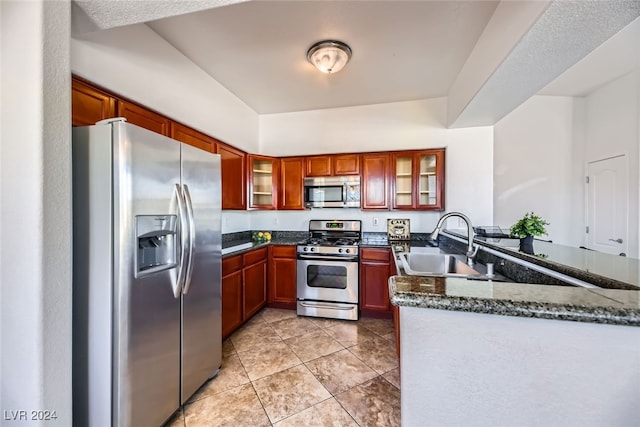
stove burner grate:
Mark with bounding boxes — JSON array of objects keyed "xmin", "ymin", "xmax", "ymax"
[{"xmin": 302, "ymin": 238, "xmax": 359, "ymax": 247}]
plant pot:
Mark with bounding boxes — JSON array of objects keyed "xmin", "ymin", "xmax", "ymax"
[{"xmin": 519, "ymin": 235, "xmax": 535, "ymax": 255}]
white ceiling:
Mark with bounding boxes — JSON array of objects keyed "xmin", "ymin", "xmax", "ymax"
[
  {"xmin": 72, "ymin": 0, "xmax": 640, "ymax": 120},
  {"xmin": 539, "ymin": 13, "xmax": 640, "ymax": 97},
  {"xmin": 146, "ymin": 1, "xmax": 499, "ymax": 114}
]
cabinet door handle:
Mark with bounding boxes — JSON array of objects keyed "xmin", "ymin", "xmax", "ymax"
[{"xmin": 608, "ymin": 238, "xmax": 623, "ymax": 244}]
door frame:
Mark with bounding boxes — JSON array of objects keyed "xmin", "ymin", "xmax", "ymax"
[{"xmin": 585, "ymin": 154, "xmax": 629, "ymax": 256}]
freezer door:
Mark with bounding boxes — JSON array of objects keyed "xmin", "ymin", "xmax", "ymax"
[
  {"xmin": 180, "ymin": 143, "xmax": 222, "ymax": 403},
  {"xmin": 113, "ymin": 122, "xmax": 182, "ymax": 427}
]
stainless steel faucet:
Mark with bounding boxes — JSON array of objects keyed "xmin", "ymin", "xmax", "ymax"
[{"xmin": 429, "ymin": 212, "xmax": 478, "ymax": 266}]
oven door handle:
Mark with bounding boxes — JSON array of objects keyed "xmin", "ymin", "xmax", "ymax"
[
  {"xmin": 299, "ymin": 301, "xmax": 357, "ymax": 311},
  {"xmin": 298, "ymin": 254, "xmax": 359, "ymax": 262}
]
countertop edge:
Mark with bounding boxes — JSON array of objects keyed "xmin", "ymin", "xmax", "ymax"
[{"xmin": 222, "ymin": 239, "xmax": 299, "ymax": 257}]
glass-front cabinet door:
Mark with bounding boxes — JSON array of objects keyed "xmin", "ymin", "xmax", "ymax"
[
  {"xmin": 392, "ymin": 149, "xmax": 445, "ymax": 210},
  {"xmin": 393, "ymin": 154, "xmax": 414, "ymax": 208},
  {"xmin": 248, "ymin": 155, "xmax": 278, "ymax": 209},
  {"xmin": 418, "ymin": 153, "xmax": 438, "ymax": 207}
]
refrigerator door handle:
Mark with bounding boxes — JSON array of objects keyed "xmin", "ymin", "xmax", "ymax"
[
  {"xmin": 174, "ymin": 183, "xmax": 189, "ymax": 298},
  {"xmin": 182, "ymin": 184, "xmax": 196, "ymax": 294}
]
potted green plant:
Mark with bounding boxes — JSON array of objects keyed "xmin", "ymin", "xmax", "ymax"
[{"xmin": 509, "ymin": 212, "xmax": 549, "ymax": 255}]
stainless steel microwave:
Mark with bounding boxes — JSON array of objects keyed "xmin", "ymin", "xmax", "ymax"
[{"xmin": 304, "ymin": 176, "xmax": 361, "ymax": 208}]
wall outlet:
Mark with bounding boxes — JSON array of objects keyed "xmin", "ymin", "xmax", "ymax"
[
  {"xmin": 273, "ymin": 218, "xmax": 278, "ymax": 226},
  {"xmin": 373, "ymin": 217, "xmax": 379, "ymax": 226}
]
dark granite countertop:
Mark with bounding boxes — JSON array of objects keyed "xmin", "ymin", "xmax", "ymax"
[
  {"xmin": 390, "ymin": 275, "xmax": 639, "ymax": 326},
  {"xmin": 359, "ymin": 240, "xmax": 391, "ymax": 248},
  {"xmin": 223, "ymin": 231, "xmax": 393, "ymax": 255},
  {"xmin": 389, "ymin": 241, "xmax": 640, "ymax": 326},
  {"xmin": 444, "ymin": 230, "xmax": 640, "ymax": 290},
  {"xmin": 222, "ymin": 231, "xmax": 305, "ymax": 257}
]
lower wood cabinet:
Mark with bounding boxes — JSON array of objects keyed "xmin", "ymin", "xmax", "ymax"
[
  {"xmin": 393, "ymin": 304, "xmax": 400, "ymax": 359},
  {"xmin": 389, "ymin": 256, "xmax": 400, "ymax": 358},
  {"xmin": 268, "ymin": 245, "xmax": 297, "ymax": 309},
  {"xmin": 221, "ymin": 247, "xmax": 268, "ymax": 339},
  {"xmin": 243, "ymin": 248, "xmax": 268, "ymax": 319},
  {"xmin": 222, "ymin": 255, "xmax": 243, "ymax": 338},
  {"xmin": 359, "ymin": 247, "xmax": 393, "ymax": 318}
]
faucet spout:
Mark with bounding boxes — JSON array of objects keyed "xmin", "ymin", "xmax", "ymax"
[{"xmin": 429, "ymin": 212, "xmax": 477, "ymax": 266}]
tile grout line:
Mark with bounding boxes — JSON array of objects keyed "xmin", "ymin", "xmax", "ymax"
[{"xmin": 184, "ymin": 309, "xmax": 399, "ymax": 426}]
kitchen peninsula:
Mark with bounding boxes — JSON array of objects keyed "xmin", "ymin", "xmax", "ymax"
[{"xmin": 390, "ymin": 232, "xmax": 640, "ymax": 427}]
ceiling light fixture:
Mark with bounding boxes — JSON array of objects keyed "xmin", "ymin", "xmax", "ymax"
[{"xmin": 306, "ymin": 40, "xmax": 352, "ymax": 74}]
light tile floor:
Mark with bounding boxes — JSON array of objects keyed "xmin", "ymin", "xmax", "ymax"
[{"xmin": 165, "ymin": 308, "xmax": 400, "ymax": 427}]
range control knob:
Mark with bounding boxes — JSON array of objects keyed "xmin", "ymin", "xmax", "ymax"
[
  {"xmin": 303, "ymin": 246, "xmax": 308, "ymax": 252},
  {"xmin": 338, "ymin": 248, "xmax": 344, "ymax": 253},
  {"xmin": 344, "ymin": 248, "xmax": 350, "ymax": 254},
  {"xmin": 310, "ymin": 247, "xmax": 315, "ymax": 252}
]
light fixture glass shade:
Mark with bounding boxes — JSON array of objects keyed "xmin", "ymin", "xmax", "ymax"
[{"xmin": 307, "ymin": 40, "xmax": 352, "ymax": 74}]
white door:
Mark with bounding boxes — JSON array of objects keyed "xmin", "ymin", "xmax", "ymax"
[{"xmin": 586, "ymin": 155, "xmax": 628, "ymax": 256}]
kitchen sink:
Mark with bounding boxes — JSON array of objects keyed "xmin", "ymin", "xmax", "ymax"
[{"xmin": 399, "ymin": 250, "xmax": 479, "ymax": 277}]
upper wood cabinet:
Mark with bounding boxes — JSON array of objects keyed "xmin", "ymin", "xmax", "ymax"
[
  {"xmin": 170, "ymin": 122, "xmax": 218, "ymax": 153},
  {"xmin": 248, "ymin": 155, "xmax": 278, "ymax": 210},
  {"xmin": 72, "ymin": 78, "xmax": 116, "ymax": 126},
  {"xmin": 333, "ymin": 154, "xmax": 360, "ymax": 175},
  {"xmin": 279, "ymin": 157, "xmax": 305, "ymax": 210},
  {"xmin": 306, "ymin": 155, "xmax": 332, "ymax": 177},
  {"xmin": 361, "ymin": 153, "xmax": 390, "ymax": 210},
  {"xmin": 219, "ymin": 143, "xmax": 247, "ymax": 210},
  {"xmin": 305, "ymin": 154, "xmax": 360, "ymax": 177},
  {"xmin": 117, "ymin": 100, "xmax": 170, "ymax": 136},
  {"xmin": 71, "ymin": 76, "xmax": 249, "ymax": 211},
  {"xmin": 392, "ymin": 149, "xmax": 445, "ymax": 210}
]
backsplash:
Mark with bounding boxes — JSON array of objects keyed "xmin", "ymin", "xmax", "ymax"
[
  {"xmin": 224, "ymin": 209, "xmax": 449, "ymax": 234},
  {"xmin": 222, "ymin": 230, "xmax": 308, "ymax": 244}
]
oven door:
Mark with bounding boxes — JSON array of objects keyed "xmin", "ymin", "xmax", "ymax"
[{"xmin": 296, "ymin": 255, "xmax": 359, "ymax": 304}]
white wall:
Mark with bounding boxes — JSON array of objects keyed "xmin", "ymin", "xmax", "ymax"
[
  {"xmin": 1, "ymin": 1, "xmax": 72, "ymax": 425},
  {"xmin": 259, "ymin": 98, "xmax": 494, "ymax": 229},
  {"xmin": 493, "ymin": 71, "xmax": 640, "ymax": 254},
  {"xmin": 494, "ymin": 96, "xmax": 580, "ymax": 246},
  {"xmin": 400, "ymin": 307, "xmax": 640, "ymax": 427},
  {"xmin": 222, "ymin": 210, "xmax": 252, "ymax": 234},
  {"xmin": 584, "ymin": 70, "xmax": 640, "ymax": 258},
  {"xmin": 71, "ymin": 24, "xmax": 260, "ymax": 153}
]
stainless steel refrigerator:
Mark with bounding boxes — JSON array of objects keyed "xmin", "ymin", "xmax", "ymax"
[{"xmin": 72, "ymin": 119, "xmax": 222, "ymax": 427}]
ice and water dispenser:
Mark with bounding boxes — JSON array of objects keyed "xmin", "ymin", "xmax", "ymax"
[{"xmin": 136, "ymin": 215, "xmax": 178, "ymax": 276}]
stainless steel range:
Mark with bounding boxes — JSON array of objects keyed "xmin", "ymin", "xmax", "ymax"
[{"xmin": 297, "ymin": 220, "xmax": 361, "ymax": 321}]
